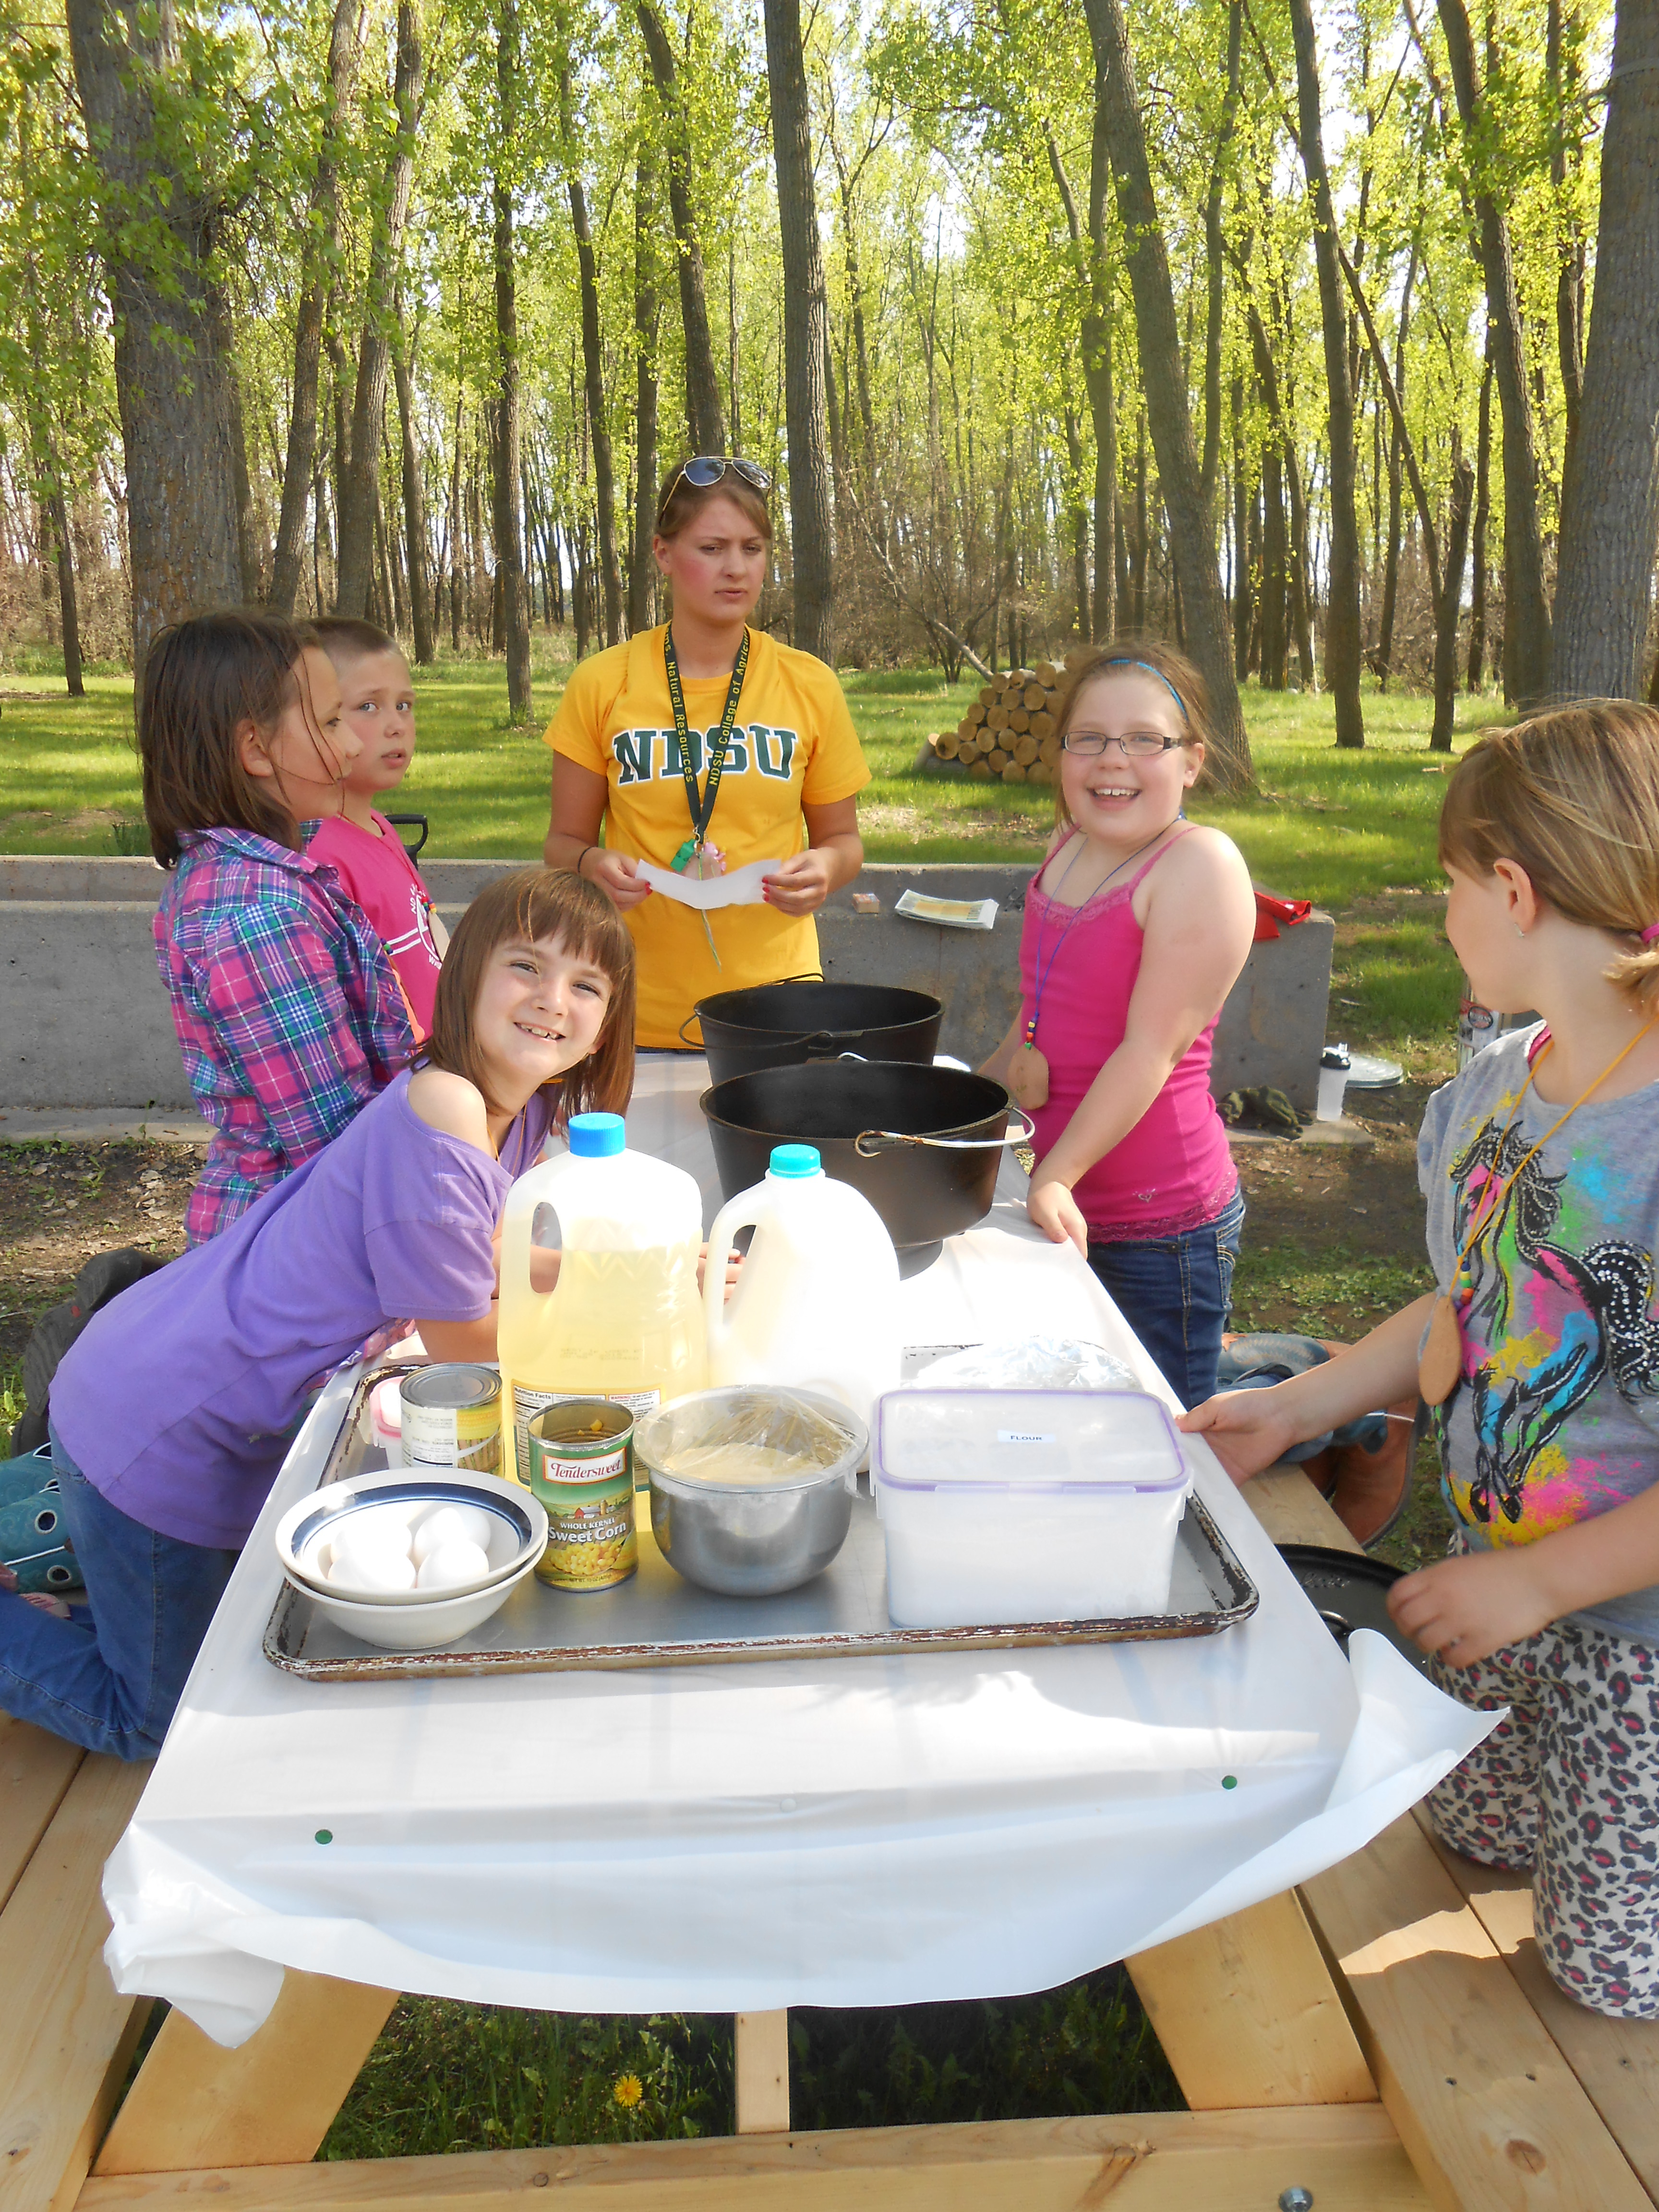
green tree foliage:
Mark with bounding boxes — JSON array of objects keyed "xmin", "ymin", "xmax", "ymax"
[{"xmin": 0, "ymin": 0, "xmax": 1630, "ymax": 743}]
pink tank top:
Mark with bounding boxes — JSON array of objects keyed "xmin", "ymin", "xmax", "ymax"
[{"xmin": 1018, "ymin": 830, "xmax": 1238, "ymax": 1242}]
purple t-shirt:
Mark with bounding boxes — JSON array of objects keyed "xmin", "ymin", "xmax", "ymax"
[{"xmin": 53, "ymin": 1072, "xmax": 549, "ymax": 1549}]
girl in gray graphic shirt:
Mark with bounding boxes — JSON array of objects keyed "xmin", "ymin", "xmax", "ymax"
[{"xmin": 1182, "ymin": 702, "xmax": 1659, "ymax": 2019}]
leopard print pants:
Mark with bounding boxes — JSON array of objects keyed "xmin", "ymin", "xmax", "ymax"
[{"xmin": 1425, "ymin": 1616, "xmax": 1659, "ymax": 2018}]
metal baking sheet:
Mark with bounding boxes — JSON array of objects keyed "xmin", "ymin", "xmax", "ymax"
[{"xmin": 263, "ymin": 1358, "xmax": 1259, "ymax": 1683}]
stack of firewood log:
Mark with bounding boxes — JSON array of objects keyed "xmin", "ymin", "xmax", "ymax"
[{"xmin": 921, "ymin": 645, "xmax": 1096, "ymax": 784}]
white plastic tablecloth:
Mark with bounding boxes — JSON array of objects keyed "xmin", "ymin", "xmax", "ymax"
[{"xmin": 102, "ymin": 1056, "xmax": 1491, "ymax": 2047}]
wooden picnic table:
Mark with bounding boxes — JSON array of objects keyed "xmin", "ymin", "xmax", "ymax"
[{"xmin": 6, "ymin": 1460, "xmax": 1659, "ymax": 2212}]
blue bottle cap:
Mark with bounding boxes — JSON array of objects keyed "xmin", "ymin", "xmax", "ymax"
[
  {"xmin": 769, "ymin": 1144, "xmax": 821, "ymax": 1178},
  {"xmin": 568, "ymin": 1112, "xmax": 625, "ymax": 1158}
]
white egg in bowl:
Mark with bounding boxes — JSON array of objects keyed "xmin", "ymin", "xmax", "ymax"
[{"xmin": 276, "ymin": 1471, "xmax": 547, "ymax": 1616}]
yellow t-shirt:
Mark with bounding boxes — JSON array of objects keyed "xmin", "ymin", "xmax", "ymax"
[{"xmin": 545, "ymin": 626, "xmax": 871, "ymax": 1048}]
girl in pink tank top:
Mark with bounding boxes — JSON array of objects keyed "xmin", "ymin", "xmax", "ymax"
[{"xmin": 982, "ymin": 644, "xmax": 1257, "ymax": 1405}]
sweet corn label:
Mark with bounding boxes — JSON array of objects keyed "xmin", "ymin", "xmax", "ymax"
[{"xmin": 532, "ymin": 1472, "xmax": 637, "ymax": 1590}]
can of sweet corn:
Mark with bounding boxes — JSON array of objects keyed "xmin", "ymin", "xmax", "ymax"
[{"xmin": 527, "ymin": 1399, "xmax": 637, "ymax": 1589}]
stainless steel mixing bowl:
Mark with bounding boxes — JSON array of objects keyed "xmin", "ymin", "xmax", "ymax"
[{"xmin": 636, "ymin": 1386, "xmax": 867, "ymax": 1597}]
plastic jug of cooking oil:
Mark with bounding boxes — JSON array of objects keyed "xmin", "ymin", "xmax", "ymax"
[
  {"xmin": 497, "ymin": 1112, "xmax": 707, "ymax": 1484},
  {"xmin": 703, "ymin": 1145, "xmax": 900, "ymax": 1433}
]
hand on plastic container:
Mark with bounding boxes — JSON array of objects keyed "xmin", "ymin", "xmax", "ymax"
[
  {"xmin": 1387, "ymin": 1547, "xmax": 1557, "ymax": 1668},
  {"xmin": 761, "ymin": 850, "xmax": 836, "ymax": 915},
  {"xmin": 581, "ymin": 849, "xmax": 652, "ymax": 910},
  {"xmin": 1027, "ymin": 1176, "xmax": 1088, "ymax": 1254},
  {"xmin": 1177, "ymin": 1385, "xmax": 1307, "ymax": 1486}
]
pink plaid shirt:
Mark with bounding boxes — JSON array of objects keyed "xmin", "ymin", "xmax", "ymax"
[{"xmin": 156, "ymin": 827, "xmax": 413, "ymax": 1243}]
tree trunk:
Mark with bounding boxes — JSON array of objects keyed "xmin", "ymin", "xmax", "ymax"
[
  {"xmin": 1080, "ymin": 0, "xmax": 1250, "ymax": 785},
  {"xmin": 1547, "ymin": 0, "xmax": 1586, "ymax": 493},
  {"xmin": 636, "ymin": 0, "xmax": 726, "ymax": 455},
  {"xmin": 763, "ymin": 0, "xmax": 835, "ymax": 663},
  {"xmin": 1084, "ymin": 79, "xmax": 1118, "ymax": 642},
  {"xmin": 1288, "ymin": 0, "xmax": 1362, "ymax": 745},
  {"xmin": 1261, "ymin": 443, "xmax": 1286, "ymax": 688},
  {"xmin": 491, "ymin": 0, "xmax": 532, "ymax": 716},
  {"xmin": 270, "ymin": 0, "xmax": 358, "ymax": 615},
  {"xmin": 1199, "ymin": 2, "xmax": 1243, "ymax": 524},
  {"xmin": 1377, "ymin": 421, "xmax": 1404, "ymax": 690},
  {"xmin": 561, "ymin": 67, "xmax": 623, "ymax": 649},
  {"xmin": 630, "ymin": 149, "xmax": 661, "ymax": 636},
  {"xmin": 1431, "ymin": 458, "xmax": 1474, "ymax": 750},
  {"xmin": 1551, "ymin": 0, "xmax": 1659, "ymax": 700},
  {"xmin": 1064, "ymin": 404, "xmax": 1090, "ymax": 636},
  {"xmin": 1230, "ymin": 375, "xmax": 1250, "ymax": 680},
  {"xmin": 392, "ymin": 325, "xmax": 434, "ymax": 663},
  {"xmin": 336, "ymin": 0, "xmax": 422, "ymax": 619},
  {"xmin": 1374, "ymin": 242, "xmax": 1416, "ymax": 688},
  {"xmin": 65, "ymin": 0, "xmax": 242, "ymax": 672},
  {"xmin": 1439, "ymin": 0, "xmax": 1551, "ymax": 704},
  {"xmin": 829, "ymin": 115, "xmax": 879, "ymax": 534},
  {"xmin": 40, "ymin": 477, "xmax": 84, "ymax": 696},
  {"xmin": 1467, "ymin": 348, "xmax": 1492, "ymax": 690},
  {"xmin": 205, "ymin": 279, "xmax": 265, "ymax": 601}
]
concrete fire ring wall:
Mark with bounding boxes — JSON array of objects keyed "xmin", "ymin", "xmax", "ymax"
[{"xmin": 0, "ymin": 855, "xmax": 1333, "ymax": 1113}]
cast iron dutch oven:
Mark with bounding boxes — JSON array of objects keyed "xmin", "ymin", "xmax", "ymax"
[
  {"xmin": 699, "ymin": 1060, "xmax": 1032, "ymax": 1257},
  {"xmin": 684, "ymin": 979, "xmax": 943, "ymax": 1086}
]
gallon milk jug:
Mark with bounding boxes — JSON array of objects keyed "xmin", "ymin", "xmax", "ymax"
[
  {"xmin": 497, "ymin": 1111, "xmax": 707, "ymax": 1483},
  {"xmin": 704, "ymin": 1144, "xmax": 901, "ymax": 1432}
]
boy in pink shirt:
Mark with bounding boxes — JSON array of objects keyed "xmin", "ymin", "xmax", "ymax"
[{"xmin": 306, "ymin": 619, "xmax": 446, "ymax": 1036}]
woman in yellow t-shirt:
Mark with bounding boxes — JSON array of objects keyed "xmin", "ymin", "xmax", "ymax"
[{"xmin": 541, "ymin": 459, "xmax": 870, "ymax": 1048}]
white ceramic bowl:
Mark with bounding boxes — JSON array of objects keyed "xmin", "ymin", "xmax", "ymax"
[
  {"xmin": 297, "ymin": 1548, "xmax": 541, "ymax": 1651},
  {"xmin": 276, "ymin": 1471, "xmax": 546, "ymax": 1608}
]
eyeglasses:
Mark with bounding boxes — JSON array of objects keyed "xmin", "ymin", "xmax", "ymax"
[
  {"xmin": 1060, "ymin": 730, "xmax": 1184, "ymax": 758},
  {"xmin": 659, "ymin": 456, "xmax": 772, "ymax": 520}
]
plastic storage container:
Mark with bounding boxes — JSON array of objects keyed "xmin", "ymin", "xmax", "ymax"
[
  {"xmin": 704, "ymin": 1143, "xmax": 900, "ymax": 1433},
  {"xmin": 497, "ymin": 1112, "xmax": 707, "ymax": 1484},
  {"xmin": 873, "ymin": 1387, "xmax": 1191, "ymax": 1626}
]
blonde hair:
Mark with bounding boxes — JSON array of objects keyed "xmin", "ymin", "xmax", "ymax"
[
  {"xmin": 1050, "ymin": 639, "xmax": 1211, "ymax": 827},
  {"xmin": 1439, "ymin": 701, "xmax": 1659, "ymax": 1008}
]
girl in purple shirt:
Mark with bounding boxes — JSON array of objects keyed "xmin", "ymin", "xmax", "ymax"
[{"xmin": 1, "ymin": 869, "xmax": 635, "ymax": 1760}]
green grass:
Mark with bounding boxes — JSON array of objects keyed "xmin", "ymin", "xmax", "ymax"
[
  {"xmin": 0, "ymin": 634, "xmax": 1507, "ymax": 879},
  {"xmin": 317, "ymin": 1970, "xmax": 1179, "ymax": 2159}
]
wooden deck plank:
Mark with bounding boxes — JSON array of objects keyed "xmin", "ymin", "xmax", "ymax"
[
  {"xmin": 76, "ymin": 2104, "xmax": 1431, "ymax": 2211},
  {"xmin": 1240, "ymin": 1462, "xmax": 1365, "ymax": 1553},
  {"xmin": 0, "ymin": 1753, "xmax": 151, "ymax": 2212},
  {"xmin": 93, "ymin": 1970, "xmax": 398, "ymax": 2176},
  {"xmin": 0, "ymin": 1716, "xmax": 84, "ymax": 1914},
  {"xmin": 1127, "ymin": 1888, "xmax": 1377, "ymax": 2109},
  {"xmin": 1423, "ymin": 1816, "xmax": 1659, "ymax": 2207},
  {"xmin": 1303, "ymin": 1811, "xmax": 1652, "ymax": 2211},
  {"xmin": 733, "ymin": 2010, "xmax": 791, "ymax": 2135}
]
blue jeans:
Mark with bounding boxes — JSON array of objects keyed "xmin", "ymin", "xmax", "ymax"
[
  {"xmin": 0, "ymin": 1428, "xmax": 238, "ymax": 1760},
  {"xmin": 1087, "ymin": 1188, "xmax": 1246, "ymax": 1410}
]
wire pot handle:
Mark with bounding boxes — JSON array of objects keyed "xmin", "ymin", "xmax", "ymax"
[
  {"xmin": 677, "ymin": 973, "xmax": 830, "ymax": 1050},
  {"xmin": 854, "ymin": 1108, "xmax": 1034, "ymax": 1158}
]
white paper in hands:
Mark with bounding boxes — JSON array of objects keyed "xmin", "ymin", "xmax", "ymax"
[{"xmin": 637, "ymin": 857, "xmax": 783, "ymax": 910}]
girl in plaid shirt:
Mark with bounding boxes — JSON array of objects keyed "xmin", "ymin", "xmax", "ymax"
[{"xmin": 141, "ymin": 611, "xmax": 413, "ymax": 1242}]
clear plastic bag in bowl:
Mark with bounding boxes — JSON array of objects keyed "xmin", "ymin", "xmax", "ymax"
[
  {"xmin": 636, "ymin": 1386, "xmax": 867, "ymax": 1492},
  {"xmin": 910, "ymin": 1336, "xmax": 1138, "ymax": 1393}
]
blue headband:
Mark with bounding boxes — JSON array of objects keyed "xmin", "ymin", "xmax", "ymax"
[{"xmin": 1099, "ymin": 657, "xmax": 1187, "ymax": 721}]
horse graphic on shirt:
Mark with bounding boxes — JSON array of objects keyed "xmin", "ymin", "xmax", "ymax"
[{"xmin": 1443, "ymin": 1112, "xmax": 1659, "ymax": 1527}]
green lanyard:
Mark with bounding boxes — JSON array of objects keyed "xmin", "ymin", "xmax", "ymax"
[{"xmin": 664, "ymin": 625, "xmax": 749, "ymax": 869}]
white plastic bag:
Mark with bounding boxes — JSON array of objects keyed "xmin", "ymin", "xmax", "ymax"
[{"xmin": 909, "ymin": 1337, "xmax": 1138, "ymax": 1392}]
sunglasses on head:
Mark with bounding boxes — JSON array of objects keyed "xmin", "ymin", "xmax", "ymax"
[{"xmin": 659, "ymin": 456, "xmax": 772, "ymax": 521}]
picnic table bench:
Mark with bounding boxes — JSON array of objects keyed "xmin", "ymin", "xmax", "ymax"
[{"xmin": 6, "ymin": 1464, "xmax": 1658, "ymax": 2212}]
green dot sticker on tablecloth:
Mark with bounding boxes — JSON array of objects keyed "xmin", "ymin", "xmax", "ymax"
[
  {"xmin": 1221, "ymin": 1776, "xmax": 1238, "ymax": 1790},
  {"xmin": 315, "ymin": 1828, "xmax": 333, "ymax": 1844}
]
